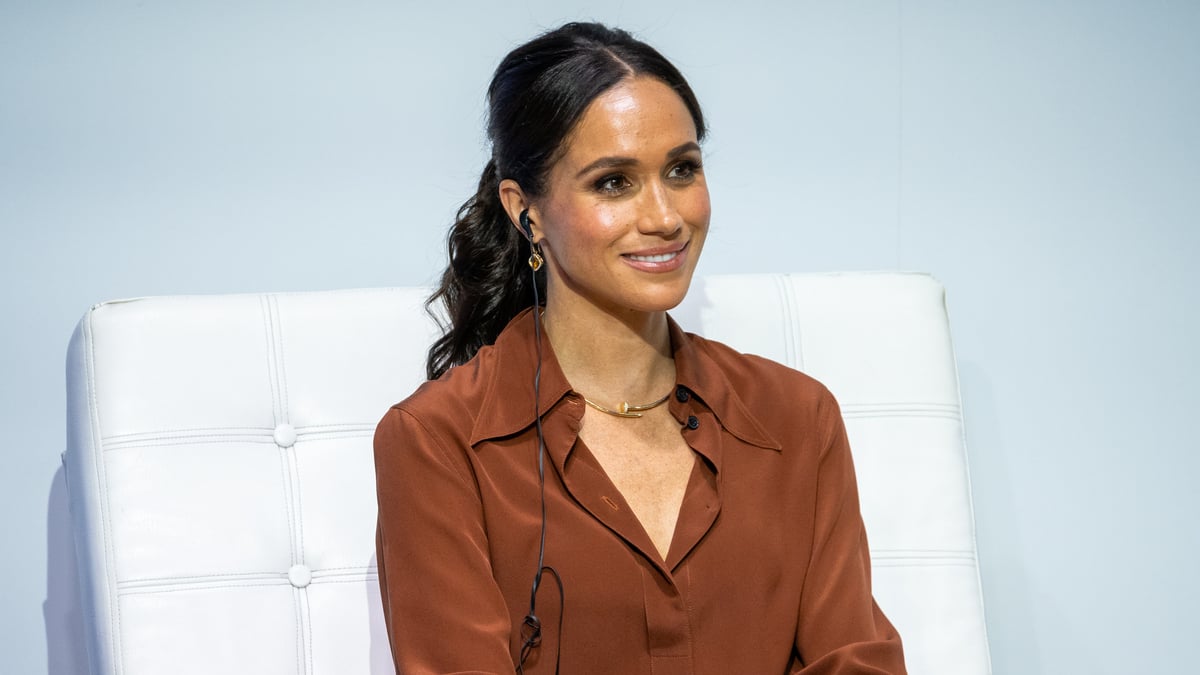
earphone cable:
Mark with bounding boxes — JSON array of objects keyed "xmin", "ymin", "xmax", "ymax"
[{"xmin": 518, "ymin": 264, "xmax": 562, "ymax": 674}]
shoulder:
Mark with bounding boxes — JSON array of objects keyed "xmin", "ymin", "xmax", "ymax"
[
  {"xmin": 376, "ymin": 342, "xmax": 500, "ymax": 454},
  {"xmin": 684, "ymin": 331, "xmax": 842, "ymax": 431},
  {"xmin": 401, "ymin": 345, "xmax": 498, "ymax": 420}
]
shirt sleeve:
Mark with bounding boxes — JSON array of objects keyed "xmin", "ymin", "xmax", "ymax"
[
  {"xmin": 374, "ymin": 406, "xmax": 515, "ymax": 674},
  {"xmin": 792, "ymin": 393, "xmax": 907, "ymax": 674}
]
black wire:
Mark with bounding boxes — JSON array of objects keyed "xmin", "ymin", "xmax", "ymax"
[
  {"xmin": 519, "ymin": 566, "xmax": 563, "ymax": 672},
  {"xmin": 517, "ymin": 260, "xmax": 562, "ymax": 674}
]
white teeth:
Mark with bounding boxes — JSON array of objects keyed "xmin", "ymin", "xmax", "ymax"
[{"xmin": 628, "ymin": 251, "xmax": 678, "ymax": 263}]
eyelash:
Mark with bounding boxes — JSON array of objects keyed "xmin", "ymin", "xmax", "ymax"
[
  {"xmin": 595, "ymin": 174, "xmax": 631, "ymax": 194},
  {"xmin": 592, "ymin": 160, "xmax": 703, "ymax": 195},
  {"xmin": 669, "ymin": 159, "xmax": 701, "ymax": 180}
]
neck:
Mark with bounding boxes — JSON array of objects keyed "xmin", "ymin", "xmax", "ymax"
[{"xmin": 543, "ymin": 298, "xmax": 676, "ymax": 406}]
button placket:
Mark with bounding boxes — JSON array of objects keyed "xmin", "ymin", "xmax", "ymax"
[{"xmin": 640, "ymin": 564, "xmax": 694, "ymax": 661}]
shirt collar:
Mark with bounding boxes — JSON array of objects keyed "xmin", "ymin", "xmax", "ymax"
[
  {"xmin": 469, "ymin": 308, "xmax": 781, "ymax": 452},
  {"xmin": 469, "ymin": 308, "xmax": 573, "ymax": 446},
  {"xmin": 668, "ymin": 319, "xmax": 781, "ymax": 452}
]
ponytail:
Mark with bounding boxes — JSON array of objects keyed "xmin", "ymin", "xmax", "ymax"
[{"xmin": 425, "ymin": 160, "xmax": 545, "ymax": 380}]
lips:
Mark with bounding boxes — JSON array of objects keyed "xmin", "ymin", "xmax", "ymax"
[
  {"xmin": 627, "ymin": 251, "xmax": 680, "ymax": 263},
  {"xmin": 621, "ymin": 241, "xmax": 689, "ymax": 272}
]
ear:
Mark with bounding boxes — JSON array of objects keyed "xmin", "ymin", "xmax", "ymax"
[{"xmin": 498, "ymin": 178, "xmax": 542, "ymax": 242}]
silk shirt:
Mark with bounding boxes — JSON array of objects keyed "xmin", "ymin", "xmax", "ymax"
[{"xmin": 374, "ymin": 310, "xmax": 906, "ymax": 674}]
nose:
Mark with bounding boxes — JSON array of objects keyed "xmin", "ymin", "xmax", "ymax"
[{"xmin": 637, "ymin": 180, "xmax": 683, "ymax": 236}]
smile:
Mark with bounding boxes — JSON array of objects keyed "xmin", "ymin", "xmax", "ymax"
[
  {"xmin": 621, "ymin": 241, "xmax": 690, "ymax": 273},
  {"xmin": 626, "ymin": 251, "xmax": 679, "ymax": 263}
]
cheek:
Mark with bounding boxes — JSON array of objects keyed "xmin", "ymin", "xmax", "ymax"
[
  {"xmin": 547, "ymin": 201, "xmax": 628, "ymax": 246},
  {"xmin": 583, "ymin": 203, "xmax": 630, "ymax": 235},
  {"xmin": 680, "ymin": 187, "xmax": 712, "ymax": 228}
]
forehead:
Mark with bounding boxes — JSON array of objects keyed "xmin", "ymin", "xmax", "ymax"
[{"xmin": 558, "ymin": 76, "xmax": 698, "ymax": 165}]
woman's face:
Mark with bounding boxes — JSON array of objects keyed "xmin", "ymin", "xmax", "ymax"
[{"xmin": 530, "ymin": 76, "xmax": 710, "ymax": 318}]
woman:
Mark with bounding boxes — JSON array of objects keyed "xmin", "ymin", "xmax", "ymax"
[{"xmin": 374, "ymin": 22, "xmax": 906, "ymax": 674}]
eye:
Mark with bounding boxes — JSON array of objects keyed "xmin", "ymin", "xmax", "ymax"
[
  {"xmin": 594, "ymin": 174, "xmax": 632, "ymax": 195},
  {"xmin": 667, "ymin": 159, "xmax": 701, "ymax": 182}
]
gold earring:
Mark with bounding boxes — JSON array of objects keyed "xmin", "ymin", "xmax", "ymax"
[{"xmin": 528, "ymin": 243, "xmax": 544, "ymax": 271}]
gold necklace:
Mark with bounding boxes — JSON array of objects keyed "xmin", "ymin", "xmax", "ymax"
[{"xmin": 582, "ymin": 389, "xmax": 673, "ymax": 419}]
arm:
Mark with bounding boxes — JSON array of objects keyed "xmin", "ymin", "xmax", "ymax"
[
  {"xmin": 793, "ymin": 394, "xmax": 907, "ymax": 674},
  {"xmin": 374, "ymin": 406, "xmax": 514, "ymax": 674}
]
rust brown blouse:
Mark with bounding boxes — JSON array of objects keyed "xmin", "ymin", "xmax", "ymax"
[{"xmin": 374, "ymin": 310, "xmax": 906, "ymax": 674}]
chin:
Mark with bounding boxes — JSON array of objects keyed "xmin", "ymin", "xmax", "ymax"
[{"xmin": 625, "ymin": 278, "xmax": 695, "ymax": 313}]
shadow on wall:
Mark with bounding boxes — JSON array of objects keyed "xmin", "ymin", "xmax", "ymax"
[
  {"xmin": 45, "ymin": 465, "xmax": 90, "ymax": 674},
  {"xmin": 957, "ymin": 360, "xmax": 1045, "ymax": 675}
]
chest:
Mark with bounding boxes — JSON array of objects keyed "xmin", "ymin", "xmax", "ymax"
[
  {"xmin": 473, "ymin": 415, "xmax": 811, "ymax": 674},
  {"xmin": 578, "ymin": 408, "xmax": 696, "ymax": 559}
]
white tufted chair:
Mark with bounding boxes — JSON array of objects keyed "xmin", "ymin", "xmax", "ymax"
[{"xmin": 64, "ymin": 272, "xmax": 991, "ymax": 674}]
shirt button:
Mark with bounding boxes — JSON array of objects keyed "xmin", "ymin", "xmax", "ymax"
[
  {"xmin": 675, "ymin": 386, "xmax": 690, "ymax": 403},
  {"xmin": 686, "ymin": 415, "xmax": 700, "ymax": 430}
]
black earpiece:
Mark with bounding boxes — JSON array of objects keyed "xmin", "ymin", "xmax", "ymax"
[{"xmin": 519, "ymin": 209, "xmax": 533, "ymax": 239}]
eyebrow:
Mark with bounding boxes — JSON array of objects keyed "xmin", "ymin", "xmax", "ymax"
[{"xmin": 574, "ymin": 142, "xmax": 702, "ymax": 179}]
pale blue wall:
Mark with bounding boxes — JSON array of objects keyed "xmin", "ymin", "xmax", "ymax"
[{"xmin": 3, "ymin": 2, "xmax": 1197, "ymax": 673}]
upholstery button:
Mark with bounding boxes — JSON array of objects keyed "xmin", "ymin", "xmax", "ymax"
[
  {"xmin": 675, "ymin": 386, "xmax": 689, "ymax": 403},
  {"xmin": 273, "ymin": 423, "xmax": 296, "ymax": 448},
  {"xmin": 686, "ymin": 415, "xmax": 700, "ymax": 430},
  {"xmin": 288, "ymin": 564, "xmax": 312, "ymax": 588}
]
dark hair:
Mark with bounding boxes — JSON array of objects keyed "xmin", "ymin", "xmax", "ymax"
[{"xmin": 425, "ymin": 22, "xmax": 707, "ymax": 380}]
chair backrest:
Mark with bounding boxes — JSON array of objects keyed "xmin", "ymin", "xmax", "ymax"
[{"xmin": 65, "ymin": 272, "xmax": 990, "ymax": 674}]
